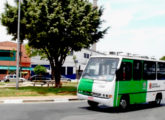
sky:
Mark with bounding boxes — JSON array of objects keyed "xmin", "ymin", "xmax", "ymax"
[
  {"xmin": 0, "ymin": 0, "xmax": 165, "ymax": 59},
  {"xmin": 0, "ymin": 0, "xmax": 15, "ymax": 42}
]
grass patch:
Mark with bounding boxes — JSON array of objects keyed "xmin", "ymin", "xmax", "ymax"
[
  {"xmin": 0, "ymin": 82, "xmax": 5, "ymax": 86},
  {"xmin": 0, "ymin": 82, "xmax": 78, "ymax": 97}
]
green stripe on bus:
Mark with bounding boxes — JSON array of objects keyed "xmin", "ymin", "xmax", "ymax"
[
  {"xmin": 113, "ymin": 59, "xmax": 148, "ymax": 107},
  {"xmin": 114, "ymin": 80, "xmax": 148, "ymax": 107},
  {"xmin": 78, "ymin": 78, "xmax": 93, "ymax": 96},
  {"xmin": 122, "ymin": 59, "xmax": 133, "ymax": 63}
]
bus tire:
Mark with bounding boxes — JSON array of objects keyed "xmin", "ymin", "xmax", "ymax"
[
  {"xmin": 87, "ymin": 100, "xmax": 98, "ymax": 108},
  {"xmin": 119, "ymin": 96, "xmax": 129, "ymax": 110},
  {"xmin": 155, "ymin": 93, "xmax": 162, "ymax": 106}
]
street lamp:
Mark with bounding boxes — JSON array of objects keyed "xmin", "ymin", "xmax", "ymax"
[{"xmin": 16, "ymin": 0, "xmax": 21, "ymax": 89}]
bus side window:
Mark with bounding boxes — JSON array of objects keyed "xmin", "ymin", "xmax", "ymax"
[
  {"xmin": 157, "ymin": 62, "xmax": 165, "ymax": 80},
  {"xmin": 133, "ymin": 60, "xmax": 142, "ymax": 80},
  {"xmin": 143, "ymin": 61, "xmax": 156, "ymax": 80},
  {"xmin": 116, "ymin": 62, "xmax": 132, "ymax": 81}
]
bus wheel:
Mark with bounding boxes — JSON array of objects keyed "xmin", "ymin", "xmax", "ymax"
[
  {"xmin": 155, "ymin": 95, "xmax": 162, "ymax": 106},
  {"xmin": 87, "ymin": 100, "xmax": 98, "ymax": 108},
  {"xmin": 119, "ymin": 97, "xmax": 129, "ymax": 110}
]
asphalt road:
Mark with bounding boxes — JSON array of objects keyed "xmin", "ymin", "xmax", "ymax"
[{"xmin": 0, "ymin": 101, "xmax": 165, "ymax": 120}]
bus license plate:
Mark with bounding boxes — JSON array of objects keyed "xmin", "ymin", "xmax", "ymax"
[{"xmin": 88, "ymin": 96, "xmax": 93, "ymax": 100}]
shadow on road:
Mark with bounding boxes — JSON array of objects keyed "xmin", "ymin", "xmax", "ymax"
[{"xmin": 80, "ymin": 103, "xmax": 165, "ymax": 113}]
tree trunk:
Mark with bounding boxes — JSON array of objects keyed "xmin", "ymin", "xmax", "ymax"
[
  {"xmin": 54, "ymin": 64, "xmax": 62, "ymax": 88},
  {"xmin": 51, "ymin": 67, "xmax": 55, "ymax": 80},
  {"xmin": 49, "ymin": 52, "xmax": 67, "ymax": 88}
]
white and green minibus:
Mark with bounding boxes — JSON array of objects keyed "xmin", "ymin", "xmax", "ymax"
[{"xmin": 77, "ymin": 55, "xmax": 165, "ymax": 109}]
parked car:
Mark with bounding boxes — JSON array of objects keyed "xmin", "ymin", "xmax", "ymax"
[
  {"xmin": 29, "ymin": 75, "xmax": 51, "ymax": 81},
  {"xmin": 3, "ymin": 75, "xmax": 26, "ymax": 82},
  {"xmin": 61, "ymin": 75, "xmax": 71, "ymax": 81}
]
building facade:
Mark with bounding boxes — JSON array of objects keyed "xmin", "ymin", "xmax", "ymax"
[
  {"xmin": 31, "ymin": 48, "xmax": 106, "ymax": 79},
  {"xmin": 0, "ymin": 41, "xmax": 31, "ymax": 80}
]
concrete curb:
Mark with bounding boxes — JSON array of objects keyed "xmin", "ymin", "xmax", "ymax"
[{"xmin": 0, "ymin": 98, "xmax": 81, "ymax": 104}]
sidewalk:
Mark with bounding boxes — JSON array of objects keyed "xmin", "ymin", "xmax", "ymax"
[{"xmin": 0, "ymin": 95, "xmax": 79, "ymax": 104}]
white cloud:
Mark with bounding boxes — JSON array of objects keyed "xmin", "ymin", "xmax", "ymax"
[
  {"xmin": 104, "ymin": 0, "xmax": 143, "ymax": 4},
  {"xmin": 0, "ymin": 0, "xmax": 16, "ymax": 42},
  {"xmin": 100, "ymin": 0, "xmax": 137, "ymax": 31},
  {"xmin": 109, "ymin": 10, "xmax": 134, "ymax": 28},
  {"xmin": 0, "ymin": 25, "xmax": 13, "ymax": 41},
  {"xmin": 96, "ymin": 0, "xmax": 165, "ymax": 59},
  {"xmin": 100, "ymin": 0, "xmax": 165, "ymax": 22},
  {"xmin": 97, "ymin": 26, "xmax": 165, "ymax": 59},
  {"xmin": 137, "ymin": 9, "xmax": 165, "ymax": 20}
]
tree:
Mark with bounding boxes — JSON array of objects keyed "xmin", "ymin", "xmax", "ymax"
[
  {"xmin": 73, "ymin": 55, "xmax": 78, "ymax": 80},
  {"xmin": 34, "ymin": 65, "xmax": 47, "ymax": 75},
  {"xmin": 25, "ymin": 44, "xmax": 47, "ymax": 59},
  {"xmin": 160, "ymin": 56, "xmax": 165, "ymax": 60},
  {"xmin": 1, "ymin": 0, "xmax": 108, "ymax": 87}
]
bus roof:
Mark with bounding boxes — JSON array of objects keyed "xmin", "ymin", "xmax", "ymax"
[{"xmin": 90, "ymin": 55, "xmax": 165, "ymax": 63}]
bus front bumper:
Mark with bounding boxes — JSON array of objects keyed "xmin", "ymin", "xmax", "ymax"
[{"xmin": 77, "ymin": 93, "xmax": 114, "ymax": 107}]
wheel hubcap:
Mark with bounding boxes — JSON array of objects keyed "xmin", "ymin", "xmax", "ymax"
[
  {"xmin": 156, "ymin": 98, "xmax": 161, "ymax": 104},
  {"xmin": 120, "ymin": 99, "xmax": 127, "ymax": 109}
]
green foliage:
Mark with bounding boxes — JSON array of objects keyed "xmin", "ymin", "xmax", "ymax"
[
  {"xmin": 33, "ymin": 65, "xmax": 47, "ymax": 75},
  {"xmin": 8, "ymin": 70, "xmax": 15, "ymax": 74},
  {"xmin": 25, "ymin": 44, "xmax": 47, "ymax": 59},
  {"xmin": 1, "ymin": 0, "xmax": 108, "ymax": 87},
  {"xmin": 160, "ymin": 56, "xmax": 165, "ymax": 60}
]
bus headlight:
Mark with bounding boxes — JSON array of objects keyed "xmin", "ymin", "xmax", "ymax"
[{"xmin": 109, "ymin": 95, "xmax": 112, "ymax": 98}]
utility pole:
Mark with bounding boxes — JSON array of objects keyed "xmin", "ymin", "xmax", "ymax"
[
  {"xmin": 16, "ymin": 0, "xmax": 21, "ymax": 89},
  {"xmin": 91, "ymin": 0, "xmax": 98, "ymax": 51}
]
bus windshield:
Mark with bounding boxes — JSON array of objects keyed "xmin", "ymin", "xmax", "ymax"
[{"xmin": 82, "ymin": 58, "xmax": 119, "ymax": 81}]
